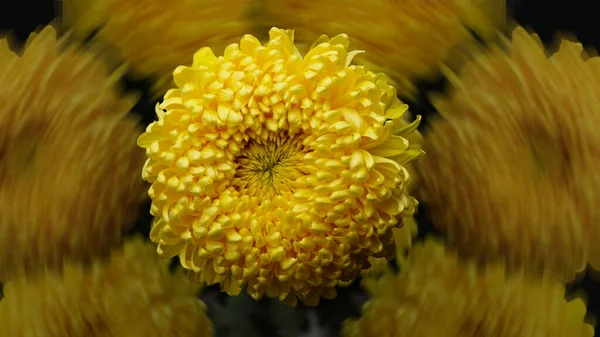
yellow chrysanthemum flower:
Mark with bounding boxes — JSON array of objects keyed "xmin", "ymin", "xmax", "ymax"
[
  {"xmin": 259, "ymin": 0, "xmax": 505, "ymax": 98},
  {"xmin": 61, "ymin": 0, "xmax": 256, "ymax": 96},
  {"xmin": 342, "ymin": 238, "xmax": 595, "ymax": 337},
  {"xmin": 0, "ymin": 26, "xmax": 146, "ymax": 281},
  {"xmin": 418, "ymin": 27, "xmax": 600, "ymax": 281},
  {"xmin": 139, "ymin": 28, "xmax": 423, "ymax": 306},
  {"xmin": 0, "ymin": 237, "xmax": 213, "ymax": 337}
]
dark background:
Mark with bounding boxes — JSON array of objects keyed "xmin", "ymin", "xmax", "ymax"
[{"xmin": 2, "ymin": 0, "xmax": 599, "ymax": 335}]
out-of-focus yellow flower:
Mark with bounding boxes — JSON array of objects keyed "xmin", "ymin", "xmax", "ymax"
[
  {"xmin": 342, "ymin": 238, "xmax": 595, "ymax": 337},
  {"xmin": 0, "ymin": 237, "xmax": 213, "ymax": 337},
  {"xmin": 0, "ymin": 26, "xmax": 146, "ymax": 281},
  {"xmin": 418, "ymin": 27, "xmax": 600, "ymax": 282},
  {"xmin": 138, "ymin": 28, "xmax": 423, "ymax": 306},
  {"xmin": 259, "ymin": 0, "xmax": 505, "ymax": 98},
  {"xmin": 61, "ymin": 0, "xmax": 256, "ymax": 96}
]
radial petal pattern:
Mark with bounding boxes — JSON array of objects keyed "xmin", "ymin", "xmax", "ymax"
[
  {"xmin": 139, "ymin": 28, "xmax": 423, "ymax": 306},
  {"xmin": 418, "ymin": 27, "xmax": 600, "ymax": 281},
  {"xmin": 342, "ymin": 238, "xmax": 595, "ymax": 337},
  {"xmin": 0, "ymin": 237, "xmax": 213, "ymax": 337},
  {"xmin": 0, "ymin": 26, "xmax": 146, "ymax": 281}
]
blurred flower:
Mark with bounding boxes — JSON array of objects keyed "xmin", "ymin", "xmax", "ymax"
[
  {"xmin": 259, "ymin": 0, "xmax": 505, "ymax": 98},
  {"xmin": 342, "ymin": 238, "xmax": 595, "ymax": 337},
  {"xmin": 0, "ymin": 26, "xmax": 146, "ymax": 281},
  {"xmin": 61, "ymin": 0, "xmax": 256, "ymax": 96},
  {"xmin": 418, "ymin": 27, "xmax": 600, "ymax": 281},
  {"xmin": 138, "ymin": 28, "xmax": 423, "ymax": 306},
  {"xmin": 0, "ymin": 237, "xmax": 213, "ymax": 337}
]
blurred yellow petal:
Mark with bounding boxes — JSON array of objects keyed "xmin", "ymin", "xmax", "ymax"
[
  {"xmin": 0, "ymin": 26, "xmax": 146, "ymax": 281},
  {"xmin": 260, "ymin": 0, "xmax": 505, "ymax": 98},
  {"xmin": 0, "ymin": 237, "xmax": 213, "ymax": 337},
  {"xmin": 343, "ymin": 238, "xmax": 595, "ymax": 337},
  {"xmin": 418, "ymin": 27, "xmax": 600, "ymax": 282},
  {"xmin": 61, "ymin": 0, "xmax": 256, "ymax": 97}
]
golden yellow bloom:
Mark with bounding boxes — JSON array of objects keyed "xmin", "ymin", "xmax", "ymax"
[
  {"xmin": 139, "ymin": 28, "xmax": 423, "ymax": 306},
  {"xmin": 61, "ymin": 0, "xmax": 256, "ymax": 96},
  {"xmin": 0, "ymin": 237, "xmax": 213, "ymax": 337},
  {"xmin": 342, "ymin": 238, "xmax": 595, "ymax": 337},
  {"xmin": 418, "ymin": 27, "xmax": 600, "ymax": 281},
  {"xmin": 0, "ymin": 26, "xmax": 146, "ymax": 281},
  {"xmin": 259, "ymin": 0, "xmax": 505, "ymax": 98}
]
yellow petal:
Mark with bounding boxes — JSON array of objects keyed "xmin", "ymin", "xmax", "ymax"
[{"xmin": 193, "ymin": 47, "xmax": 217, "ymax": 68}]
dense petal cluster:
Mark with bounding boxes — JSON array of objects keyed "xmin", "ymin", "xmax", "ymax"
[
  {"xmin": 259, "ymin": 0, "xmax": 505, "ymax": 97},
  {"xmin": 61, "ymin": 0, "xmax": 256, "ymax": 95},
  {"xmin": 0, "ymin": 26, "xmax": 146, "ymax": 281},
  {"xmin": 139, "ymin": 28, "xmax": 423, "ymax": 306},
  {"xmin": 363, "ymin": 119, "xmax": 423, "ymax": 277},
  {"xmin": 418, "ymin": 27, "xmax": 600, "ymax": 281},
  {"xmin": 342, "ymin": 238, "xmax": 595, "ymax": 337},
  {"xmin": 0, "ymin": 237, "xmax": 213, "ymax": 337}
]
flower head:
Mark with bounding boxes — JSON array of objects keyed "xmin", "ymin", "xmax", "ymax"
[
  {"xmin": 0, "ymin": 237, "xmax": 213, "ymax": 337},
  {"xmin": 0, "ymin": 26, "xmax": 146, "ymax": 281},
  {"xmin": 139, "ymin": 28, "xmax": 423, "ymax": 306},
  {"xmin": 342, "ymin": 238, "xmax": 595, "ymax": 337},
  {"xmin": 418, "ymin": 27, "xmax": 600, "ymax": 281},
  {"xmin": 61, "ymin": 0, "xmax": 256, "ymax": 95},
  {"xmin": 259, "ymin": 0, "xmax": 505, "ymax": 97}
]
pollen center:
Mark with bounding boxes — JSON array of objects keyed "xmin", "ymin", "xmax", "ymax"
[{"xmin": 232, "ymin": 133, "xmax": 309, "ymax": 198}]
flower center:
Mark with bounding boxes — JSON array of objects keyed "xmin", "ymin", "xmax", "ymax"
[{"xmin": 232, "ymin": 133, "xmax": 309, "ymax": 198}]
